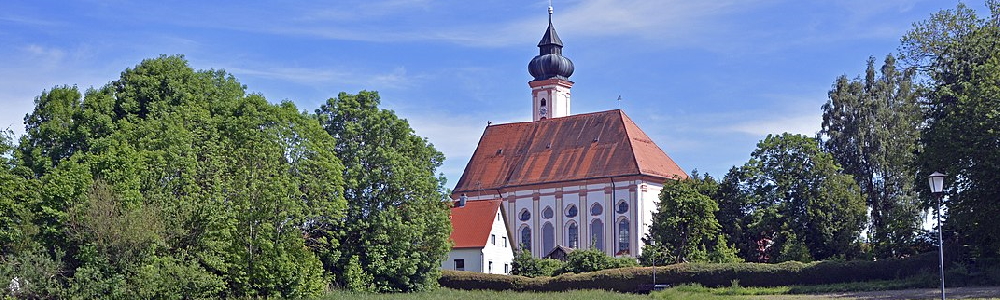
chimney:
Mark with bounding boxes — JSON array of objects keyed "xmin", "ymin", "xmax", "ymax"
[{"xmin": 458, "ymin": 194, "xmax": 468, "ymax": 207}]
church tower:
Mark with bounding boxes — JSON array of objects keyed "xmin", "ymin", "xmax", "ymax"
[{"xmin": 527, "ymin": 6, "xmax": 574, "ymax": 122}]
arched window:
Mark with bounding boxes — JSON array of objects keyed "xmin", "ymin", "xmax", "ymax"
[
  {"xmin": 591, "ymin": 203, "xmax": 603, "ymax": 216},
  {"xmin": 565, "ymin": 204, "xmax": 578, "ymax": 218},
  {"xmin": 540, "ymin": 98, "xmax": 547, "ymax": 107},
  {"xmin": 617, "ymin": 218, "xmax": 630, "ymax": 255},
  {"xmin": 567, "ymin": 222, "xmax": 579, "ymax": 248},
  {"xmin": 542, "ymin": 206, "xmax": 553, "ymax": 219},
  {"xmin": 519, "ymin": 209, "xmax": 531, "ymax": 222},
  {"xmin": 520, "ymin": 226, "xmax": 532, "ymax": 253},
  {"xmin": 542, "ymin": 222, "xmax": 555, "ymax": 255},
  {"xmin": 616, "ymin": 200, "xmax": 629, "ymax": 214},
  {"xmin": 590, "ymin": 219, "xmax": 604, "ymax": 252}
]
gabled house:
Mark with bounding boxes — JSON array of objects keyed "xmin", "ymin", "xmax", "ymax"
[{"xmin": 442, "ymin": 199, "xmax": 514, "ymax": 274}]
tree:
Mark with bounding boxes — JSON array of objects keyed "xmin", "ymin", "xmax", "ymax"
[
  {"xmin": 642, "ymin": 173, "xmax": 740, "ymax": 264},
  {"xmin": 820, "ymin": 55, "xmax": 922, "ymax": 259},
  {"xmin": 728, "ymin": 134, "xmax": 867, "ymax": 262},
  {"xmin": 13, "ymin": 55, "xmax": 346, "ymax": 298},
  {"xmin": 315, "ymin": 91, "xmax": 451, "ymax": 292},
  {"xmin": 918, "ymin": 21, "xmax": 1000, "ymax": 258},
  {"xmin": 899, "ymin": 2, "xmax": 985, "ymax": 71}
]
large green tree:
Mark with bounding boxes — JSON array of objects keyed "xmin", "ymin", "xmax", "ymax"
[
  {"xmin": 12, "ymin": 55, "xmax": 346, "ymax": 298},
  {"xmin": 820, "ymin": 55, "xmax": 922, "ymax": 259},
  {"xmin": 641, "ymin": 173, "xmax": 740, "ymax": 264},
  {"xmin": 725, "ymin": 134, "xmax": 867, "ymax": 262},
  {"xmin": 918, "ymin": 17, "xmax": 1000, "ymax": 258},
  {"xmin": 315, "ymin": 91, "xmax": 451, "ymax": 292}
]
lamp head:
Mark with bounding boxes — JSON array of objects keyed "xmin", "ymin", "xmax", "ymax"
[{"xmin": 928, "ymin": 172, "xmax": 946, "ymax": 194}]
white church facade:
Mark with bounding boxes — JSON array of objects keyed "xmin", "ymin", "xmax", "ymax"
[{"xmin": 447, "ymin": 9, "xmax": 687, "ymax": 261}]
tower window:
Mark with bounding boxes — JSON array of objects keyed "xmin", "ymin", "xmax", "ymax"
[{"xmin": 540, "ymin": 98, "xmax": 547, "ymax": 107}]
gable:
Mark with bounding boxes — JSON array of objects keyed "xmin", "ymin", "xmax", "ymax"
[{"xmin": 449, "ymin": 200, "xmax": 505, "ymax": 248}]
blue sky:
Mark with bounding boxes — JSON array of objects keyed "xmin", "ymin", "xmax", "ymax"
[{"xmin": 0, "ymin": 0, "xmax": 989, "ymax": 187}]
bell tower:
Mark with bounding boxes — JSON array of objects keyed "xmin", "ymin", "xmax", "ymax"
[{"xmin": 527, "ymin": 6, "xmax": 574, "ymax": 122}]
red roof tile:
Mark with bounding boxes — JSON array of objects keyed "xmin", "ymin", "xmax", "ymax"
[
  {"xmin": 453, "ymin": 109, "xmax": 686, "ymax": 194},
  {"xmin": 449, "ymin": 200, "xmax": 504, "ymax": 248}
]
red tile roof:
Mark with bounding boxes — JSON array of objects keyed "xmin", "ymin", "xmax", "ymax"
[
  {"xmin": 449, "ymin": 200, "xmax": 504, "ymax": 248},
  {"xmin": 453, "ymin": 109, "xmax": 686, "ymax": 194}
]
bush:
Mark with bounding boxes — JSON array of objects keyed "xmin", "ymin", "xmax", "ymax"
[
  {"xmin": 440, "ymin": 252, "xmax": 941, "ymax": 293},
  {"xmin": 511, "ymin": 249, "xmax": 564, "ymax": 277},
  {"xmin": 559, "ymin": 248, "xmax": 637, "ymax": 274}
]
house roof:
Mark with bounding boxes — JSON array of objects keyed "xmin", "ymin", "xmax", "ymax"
[
  {"xmin": 453, "ymin": 109, "xmax": 687, "ymax": 194},
  {"xmin": 449, "ymin": 200, "xmax": 504, "ymax": 249}
]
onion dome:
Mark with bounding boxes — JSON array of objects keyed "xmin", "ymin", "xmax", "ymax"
[{"xmin": 528, "ymin": 15, "xmax": 574, "ymax": 81}]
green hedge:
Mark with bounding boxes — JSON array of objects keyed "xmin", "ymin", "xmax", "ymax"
[{"xmin": 439, "ymin": 253, "xmax": 938, "ymax": 293}]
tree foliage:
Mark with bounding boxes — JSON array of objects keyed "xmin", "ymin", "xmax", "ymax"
[
  {"xmin": 0, "ymin": 55, "xmax": 471, "ymax": 299},
  {"xmin": 314, "ymin": 91, "xmax": 452, "ymax": 293},
  {"xmin": 722, "ymin": 134, "xmax": 867, "ymax": 262},
  {"xmin": 820, "ymin": 55, "xmax": 922, "ymax": 259},
  {"xmin": 641, "ymin": 173, "xmax": 740, "ymax": 265},
  {"xmin": 918, "ymin": 12, "xmax": 1000, "ymax": 258}
]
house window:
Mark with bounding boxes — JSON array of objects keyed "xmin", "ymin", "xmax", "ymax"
[
  {"xmin": 519, "ymin": 209, "xmax": 531, "ymax": 221},
  {"xmin": 498, "ymin": 213, "xmax": 501, "ymax": 221},
  {"xmin": 618, "ymin": 218, "xmax": 630, "ymax": 255},
  {"xmin": 591, "ymin": 219, "xmax": 604, "ymax": 251},
  {"xmin": 520, "ymin": 226, "xmax": 532, "ymax": 253},
  {"xmin": 567, "ymin": 222, "xmax": 578, "ymax": 248},
  {"xmin": 565, "ymin": 204, "xmax": 578, "ymax": 218},
  {"xmin": 489, "ymin": 261, "xmax": 493, "ymax": 273},
  {"xmin": 542, "ymin": 206, "xmax": 553, "ymax": 219},
  {"xmin": 505, "ymin": 263, "xmax": 509, "ymax": 273},
  {"xmin": 503, "ymin": 236, "xmax": 507, "ymax": 247},
  {"xmin": 542, "ymin": 222, "xmax": 555, "ymax": 255},
  {"xmin": 591, "ymin": 203, "xmax": 603, "ymax": 216},
  {"xmin": 454, "ymin": 259, "xmax": 465, "ymax": 271},
  {"xmin": 616, "ymin": 200, "xmax": 629, "ymax": 214},
  {"xmin": 492, "ymin": 234, "xmax": 496, "ymax": 245}
]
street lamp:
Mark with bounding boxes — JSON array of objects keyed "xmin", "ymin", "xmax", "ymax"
[{"xmin": 928, "ymin": 172, "xmax": 946, "ymax": 300}]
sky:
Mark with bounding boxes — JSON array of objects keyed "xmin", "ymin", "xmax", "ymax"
[{"xmin": 0, "ymin": 0, "xmax": 990, "ymax": 187}]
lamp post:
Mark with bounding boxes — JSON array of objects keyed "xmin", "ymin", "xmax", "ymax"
[{"xmin": 928, "ymin": 172, "xmax": 946, "ymax": 300}]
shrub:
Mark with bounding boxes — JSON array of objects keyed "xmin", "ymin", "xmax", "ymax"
[
  {"xmin": 440, "ymin": 252, "xmax": 941, "ymax": 293},
  {"xmin": 559, "ymin": 248, "xmax": 637, "ymax": 274}
]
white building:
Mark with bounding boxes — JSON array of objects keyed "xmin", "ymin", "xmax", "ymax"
[
  {"xmin": 449, "ymin": 10, "xmax": 688, "ymax": 259},
  {"xmin": 442, "ymin": 200, "xmax": 514, "ymax": 274}
]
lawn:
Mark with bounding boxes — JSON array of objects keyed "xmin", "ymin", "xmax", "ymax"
[{"xmin": 320, "ymin": 288, "xmax": 650, "ymax": 300}]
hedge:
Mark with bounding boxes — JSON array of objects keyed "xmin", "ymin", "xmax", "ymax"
[{"xmin": 439, "ymin": 253, "xmax": 938, "ymax": 293}]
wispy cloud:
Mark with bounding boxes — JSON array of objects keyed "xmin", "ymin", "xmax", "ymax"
[{"xmin": 228, "ymin": 65, "xmax": 422, "ymax": 90}]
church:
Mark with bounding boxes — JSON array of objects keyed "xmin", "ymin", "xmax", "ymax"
[{"xmin": 448, "ymin": 9, "xmax": 688, "ymax": 261}]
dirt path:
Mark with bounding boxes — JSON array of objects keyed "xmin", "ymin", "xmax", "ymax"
[{"xmin": 746, "ymin": 286, "xmax": 1000, "ymax": 300}]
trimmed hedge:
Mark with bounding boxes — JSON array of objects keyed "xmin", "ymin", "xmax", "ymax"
[{"xmin": 439, "ymin": 253, "xmax": 938, "ymax": 293}]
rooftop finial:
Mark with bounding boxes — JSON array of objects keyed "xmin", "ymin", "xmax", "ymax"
[{"xmin": 548, "ymin": 0, "xmax": 553, "ymax": 23}]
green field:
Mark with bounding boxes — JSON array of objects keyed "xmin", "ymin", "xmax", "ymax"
[{"xmin": 321, "ymin": 288, "xmax": 649, "ymax": 300}]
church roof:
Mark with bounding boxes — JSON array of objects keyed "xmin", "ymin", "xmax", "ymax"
[
  {"xmin": 453, "ymin": 109, "xmax": 687, "ymax": 194},
  {"xmin": 449, "ymin": 200, "xmax": 504, "ymax": 249}
]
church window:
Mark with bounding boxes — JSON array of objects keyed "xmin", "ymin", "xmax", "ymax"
[
  {"xmin": 616, "ymin": 200, "xmax": 629, "ymax": 214},
  {"xmin": 617, "ymin": 218, "xmax": 630, "ymax": 255},
  {"xmin": 567, "ymin": 222, "xmax": 578, "ymax": 248},
  {"xmin": 542, "ymin": 206, "xmax": 553, "ymax": 219},
  {"xmin": 542, "ymin": 222, "xmax": 555, "ymax": 255},
  {"xmin": 520, "ymin": 226, "xmax": 532, "ymax": 253},
  {"xmin": 565, "ymin": 204, "xmax": 578, "ymax": 218},
  {"xmin": 591, "ymin": 219, "xmax": 604, "ymax": 251},
  {"xmin": 519, "ymin": 209, "xmax": 531, "ymax": 221},
  {"xmin": 591, "ymin": 203, "xmax": 603, "ymax": 216}
]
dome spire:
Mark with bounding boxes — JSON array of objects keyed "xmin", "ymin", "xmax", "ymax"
[{"xmin": 528, "ymin": 2, "xmax": 574, "ymax": 81}]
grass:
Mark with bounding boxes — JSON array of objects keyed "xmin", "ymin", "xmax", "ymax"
[{"xmin": 319, "ymin": 288, "xmax": 650, "ymax": 300}]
